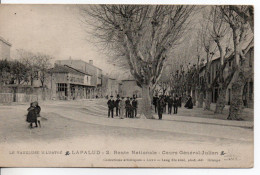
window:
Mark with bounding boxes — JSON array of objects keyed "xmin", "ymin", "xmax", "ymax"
[{"xmin": 57, "ymin": 83, "xmax": 67, "ymax": 92}]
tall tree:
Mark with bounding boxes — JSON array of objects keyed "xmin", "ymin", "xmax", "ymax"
[
  {"xmin": 83, "ymin": 5, "xmax": 195, "ymax": 118},
  {"xmin": 198, "ymin": 20, "xmax": 216, "ymax": 110},
  {"xmin": 220, "ymin": 6, "xmax": 253, "ymax": 120},
  {"xmin": 205, "ymin": 6, "xmax": 234, "ymax": 114},
  {"xmin": 17, "ymin": 49, "xmax": 38, "ymax": 86}
]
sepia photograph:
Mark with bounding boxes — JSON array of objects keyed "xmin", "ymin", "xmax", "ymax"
[{"xmin": 0, "ymin": 4, "xmax": 254, "ymax": 168}]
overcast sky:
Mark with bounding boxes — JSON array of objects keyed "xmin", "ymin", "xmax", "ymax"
[{"xmin": 0, "ymin": 4, "xmax": 120, "ymax": 75}]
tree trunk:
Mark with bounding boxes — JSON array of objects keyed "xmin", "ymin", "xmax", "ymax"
[
  {"xmin": 142, "ymin": 85, "xmax": 154, "ymax": 119},
  {"xmin": 227, "ymin": 72, "xmax": 245, "ymax": 120},
  {"xmin": 214, "ymin": 87, "xmax": 226, "ymax": 114},
  {"xmin": 204, "ymin": 89, "xmax": 211, "ymax": 110},
  {"xmin": 197, "ymin": 91, "xmax": 204, "ymax": 108}
]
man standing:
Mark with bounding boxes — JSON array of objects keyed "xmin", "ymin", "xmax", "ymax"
[
  {"xmin": 153, "ymin": 94, "xmax": 159, "ymax": 113},
  {"xmin": 132, "ymin": 97, "xmax": 138, "ymax": 117},
  {"xmin": 129, "ymin": 98, "xmax": 133, "ymax": 118},
  {"xmin": 168, "ymin": 96, "xmax": 173, "ymax": 114},
  {"xmin": 157, "ymin": 95, "xmax": 165, "ymax": 120},
  {"xmin": 119, "ymin": 97, "xmax": 125, "ymax": 119},
  {"xmin": 115, "ymin": 96, "xmax": 121, "ymax": 116},
  {"xmin": 173, "ymin": 95, "xmax": 178, "ymax": 114},
  {"xmin": 178, "ymin": 95, "xmax": 182, "ymax": 107},
  {"xmin": 107, "ymin": 96, "xmax": 114, "ymax": 118},
  {"xmin": 125, "ymin": 97, "xmax": 130, "ymax": 118}
]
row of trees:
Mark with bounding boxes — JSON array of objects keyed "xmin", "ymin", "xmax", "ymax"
[
  {"xmin": 157, "ymin": 6, "xmax": 253, "ymax": 120},
  {"xmin": 85, "ymin": 5, "xmax": 253, "ymax": 120},
  {"xmin": 0, "ymin": 50, "xmax": 53, "ymax": 88}
]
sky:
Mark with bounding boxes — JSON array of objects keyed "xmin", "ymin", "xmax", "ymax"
[{"xmin": 0, "ymin": 4, "xmax": 119, "ymax": 75}]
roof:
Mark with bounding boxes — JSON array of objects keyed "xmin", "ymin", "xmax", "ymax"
[
  {"xmin": 0, "ymin": 36, "xmax": 12, "ymax": 46},
  {"xmin": 49, "ymin": 65, "xmax": 91, "ymax": 76},
  {"xmin": 58, "ymin": 59, "xmax": 102, "ymax": 71},
  {"xmin": 121, "ymin": 79, "xmax": 136, "ymax": 81}
]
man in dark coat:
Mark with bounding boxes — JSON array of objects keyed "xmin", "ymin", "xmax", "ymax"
[
  {"xmin": 178, "ymin": 96, "xmax": 182, "ymax": 107},
  {"xmin": 157, "ymin": 95, "xmax": 165, "ymax": 120},
  {"xmin": 153, "ymin": 95, "xmax": 159, "ymax": 113},
  {"xmin": 132, "ymin": 97, "xmax": 138, "ymax": 117},
  {"xmin": 173, "ymin": 96, "xmax": 178, "ymax": 114},
  {"xmin": 129, "ymin": 98, "xmax": 133, "ymax": 118},
  {"xmin": 115, "ymin": 96, "xmax": 121, "ymax": 116},
  {"xmin": 125, "ymin": 97, "xmax": 130, "ymax": 118},
  {"xmin": 167, "ymin": 96, "xmax": 173, "ymax": 114},
  {"xmin": 107, "ymin": 96, "xmax": 115, "ymax": 118}
]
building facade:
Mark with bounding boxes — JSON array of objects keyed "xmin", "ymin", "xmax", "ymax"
[
  {"xmin": 49, "ymin": 65, "xmax": 94, "ymax": 100},
  {"xmin": 0, "ymin": 36, "xmax": 11, "ymax": 60},
  {"xmin": 199, "ymin": 46, "xmax": 254, "ymax": 108},
  {"xmin": 55, "ymin": 59, "xmax": 103, "ymax": 98},
  {"xmin": 121, "ymin": 79, "xmax": 142, "ymax": 98}
]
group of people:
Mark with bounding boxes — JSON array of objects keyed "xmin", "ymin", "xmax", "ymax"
[
  {"xmin": 26, "ymin": 101, "xmax": 41, "ymax": 128},
  {"xmin": 153, "ymin": 94, "xmax": 193, "ymax": 120},
  {"xmin": 107, "ymin": 95, "xmax": 138, "ymax": 119}
]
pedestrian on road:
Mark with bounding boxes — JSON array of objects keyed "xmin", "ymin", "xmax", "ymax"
[
  {"xmin": 184, "ymin": 95, "xmax": 193, "ymax": 109},
  {"xmin": 119, "ymin": 97, "xmax": 125, "ymax": 119},
  {"xmin": 178, "ymin": 95, "xmax": 182, "ymax": 107},
  {"xmin": 107, "ymin": 96, "xmax": 115, "ymax": 118},
  {"xmin": 34, "ymin": 101, "xmax": 41, "ymax": 127},
  {"xmin": 26, "ymin": 102, "xmax": 38, "ymax": 128},
  {"xmin": 173, "ymin": 96, "xmax": 178, "ymax": 114},
  {"xmin": 115, "ymin": 96, "xmax": 121, "ymax": 116},
  {"xmin": 129, "ymin": 98, "xmax": 133, "ymax": 118},
  {"xmin": 125, "ymin": 97, "xmax": 130, "ymax": 118},
  {"xmin": 153, "ymin": 94, "xmax": 159, "ymax": 113},
  {"xmin": 132, "ymin": 97, "xmax": 138, "ymax": 117},
  {"xmin": 168, "ymin": 96, "xmax": 173, "ymax": 114},
  {"xmin": 157, "ymin": 95, "xmax": 165, "ymax": 120}
]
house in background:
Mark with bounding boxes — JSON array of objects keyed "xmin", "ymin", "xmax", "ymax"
[
  {"xmin": 198, "ymin": 46, "xmax": 254, "ymax": 108},
  {"xmin": 121, "ymin": 79, "xmax": 142, "ymax": 98},
  {"xmin": 49, "ymin": 64, "xmax": 94, "ymax": 100}
]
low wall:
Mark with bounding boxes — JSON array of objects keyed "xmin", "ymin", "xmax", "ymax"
[{"xmin": 0, "ymin": 93, "xmax": 13, "ymax": 103}]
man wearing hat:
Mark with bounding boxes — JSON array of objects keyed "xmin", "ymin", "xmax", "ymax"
[
  {"xmin": 125, "ymin": 97, "xmax": 130, "ymax": 118},
  {"xmin": 107, "ymin": 96, "xmax": 115, "ymax": 118},
  {"xmin": 115, "ymin": 96, "xmax": 121, "ymax": 116},
  {"xmin": 132, "ymin": 97, "xmax": 138, "ymax": 117}
]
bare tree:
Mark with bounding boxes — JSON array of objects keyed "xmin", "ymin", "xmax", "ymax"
[
  {"xmin": 204, "ymin": 6, "xmax": 234, "ymax": 114},
  {"xmin": 17, "ymin": 49, "xmax": 38, "ymax": 86},
  {"xmin": 198, "ymin": 19, "xmax": 216, "ymax": 110},
  {"xmin": 35, "ymin": 53, "xmax": 53, "ymax": 88},
  {"xmin": 220, "ymin": 6, "xmax": 253, "ymax": 120},
  {"xmin": 83, "ymin": 5, "xmax": 195, "ymax": 118}
]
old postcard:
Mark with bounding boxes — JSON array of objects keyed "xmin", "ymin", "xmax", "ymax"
[{"xmin": 0, "ymin": 4, "xmax": 254, "ymax": 167}]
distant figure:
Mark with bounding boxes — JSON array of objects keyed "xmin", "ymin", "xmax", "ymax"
[
  {"xmin": 34, "ymin": 101, "xmax": 41, "ymax": 128},
  {"xmin": 184, "ymin": 95, "xmax": 193, "ymax": 109},
  {"xmin": 167, "ymin": 96, "xmax": 173, "ymax": 114},
  {"xmin": 157, "ymin": 95, "xmax": 165, "ymax": 120},
  {"xmin": 26, "ymin": 102, "xmax": 37, "ymax": 128},
  {"xmin": 173, "ymin": 96, "xmax": 178, "ymax": 114},
  {"xmin": 129, "ymin": 98, "xmax": 133, "ymax": 118},
  {"xmin": 153, "ymin": 95, "xmax": 159, "ymax": 113},
  {"xmin": 178, "ymin": 96, "xmax": 182, "ymax": 107},
  {"xmin": 119, "ymin": 97, "xmax": 125, "ymax": 119},
  {"xmin": 132, "ymin": 97, "xmax": 138, "ymax": 117},
  {"xmin": 107, "ymin": 96, "xmax": 115, "ymax": 118},
  {"xmin": 115, "ymin": 96, "xmax": 121, "ymax": 116},
  {"xmin": 125, "ymin": 97, "xmax": 130, "ymax": 118}
]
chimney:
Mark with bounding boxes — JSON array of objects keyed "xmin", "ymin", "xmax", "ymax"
[{"xmin": 89, "ymin": 60, "xmax": 93, "ymax": 65}]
